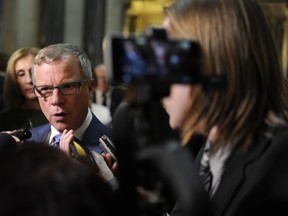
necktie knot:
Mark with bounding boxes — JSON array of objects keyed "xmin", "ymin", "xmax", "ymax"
[
  {"xmin": 102, "ymin": 92, "xmax": 107, "ymax": 106},
  {"xmin": 51, "ymin": 134, "xmax": 61, "ymax": 147}
]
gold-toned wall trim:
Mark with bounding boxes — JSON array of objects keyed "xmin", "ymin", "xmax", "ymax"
[
  {"xmin": 124, "ymin": 0, "xmax": 288, "ymax": 75},
  {"xmin": 124, "ymin": 0, "xmax": 173, "ymax": 34}
]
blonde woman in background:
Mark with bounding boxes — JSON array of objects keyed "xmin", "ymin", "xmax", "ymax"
[{"xmin": 0, "ymin": 47, "xmax": 48, "ymax": 131}]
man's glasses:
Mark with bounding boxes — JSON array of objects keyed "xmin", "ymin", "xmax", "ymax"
[{"xmin": 33, "ymin": 78, "xmax": 88, "ymax": 99}]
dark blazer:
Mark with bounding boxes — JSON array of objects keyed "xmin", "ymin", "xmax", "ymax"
[
  {"xmin": 25, "ymin": 114, "xmax": 113, "ymax": 154},
  {"xmin": 170, "ymin": 126, "xmax": 288, "ymax": 216},
  {"xmin": 0, "ymin": 108, "xmax": 48, "ymax": 131},
  {"xmin": 0, "ymin": 132, "xmax": 17, "ymax": 154},
  {"xmin": 110, "ymin": 85, "xmax": 126, "ymax": 116}
]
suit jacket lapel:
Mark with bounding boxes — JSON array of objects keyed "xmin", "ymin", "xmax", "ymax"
[
  {"xmin": 81, "ymin": 114, "xmax": 111, "ymax": 153},
  {"xmin": 37, "ymin": 124, "xmax": 51, "ymax": 145},
  {"xmin": 210, "ymin": 134, "xmax": 271, "ymax": 216},
  {"xmin": 27, "ymin": 124, "xmax": 51, "ymax": 145}
]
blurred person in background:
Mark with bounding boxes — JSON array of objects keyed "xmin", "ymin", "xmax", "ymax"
[
  {"xmin": 0, "ymin": 132, "xmax": 119, "ymax": 216},
  {"xmin": 91, "ymin": 63, "xmax": 112, "ymax": 125},
  {"xmin": 0, "ymin": 51, "xmax": 10, "ymax": 111},
  {"xmin": 0, "ymin": 47, "xmax": 48, "ymax": 131},
  {"xmin": 92, "ymin": 63, "xmax": 126, "ymax": 123},
  {"xmin": 93, "ymin": 63, "xmax": 111, "ymax": 108}
]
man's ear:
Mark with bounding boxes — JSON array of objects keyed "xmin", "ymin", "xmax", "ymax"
[
  {"xmin": 89, "ymin": 91, "xmax": 93, "ymax": 99},
  {"xmin": 88, "ymin": 79, "xmax": 95, "ymax": 99},
  {"xmin": 88, "ymin": 79, "xmax": 95, "ymax": 90}
]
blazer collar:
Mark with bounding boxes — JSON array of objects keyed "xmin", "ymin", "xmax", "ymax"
[{"xmin": 210, "ymin": 131, "xmax": 272, "ymax": 216}]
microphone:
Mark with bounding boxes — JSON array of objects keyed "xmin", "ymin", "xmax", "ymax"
[
  {"xmin": 69, "ymin": 137, "xmax": 99, "ymax": 168},
  {"xmin": 10, "ymin": 128, "xmax": 32, "ymax": 141},
  {"xmin": 0, "ymin": 129, "xmax": 31, "ymax": 155},
  {"xmin": 99, "ymin": 135, "xmax": 117, "ymax": 161}
]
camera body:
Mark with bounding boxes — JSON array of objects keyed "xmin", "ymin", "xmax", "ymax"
[
  {"xmin": 104, "ymin": 29, "xmax": 201, "ymax": 87},
  {"xmin": 106, "ymin": 29, "xmax": 210, "ymax": 216},
  {"xmin": 10, "ymin": 128, "xmax": 32, "ymax": 141}
]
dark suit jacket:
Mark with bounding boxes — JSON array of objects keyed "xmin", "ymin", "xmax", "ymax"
[
  {"xmin": 110, "ymin": 85, "xmax": 126, "ymax": 116},
  {"xmin": 170, "ymin": 126, "xmax": 288, "ymax": 216},
  {"xmin": 25, "ymin": 114, "xmax": 113, "ymax": 154},
  {"xmin": 0, "ymin": 133, "xmax": 17, "ymax": 155}
]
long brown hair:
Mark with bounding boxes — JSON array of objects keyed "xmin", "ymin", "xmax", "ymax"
[
  {"xmin": 3, "ymin": 47, "xmax": 40, "ymax": 109},
  {"xmin": 164, "ymin": 0, "xmax": 288, "ymax": 150}
]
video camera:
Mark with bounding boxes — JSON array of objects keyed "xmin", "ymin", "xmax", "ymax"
[
  {"xmin": 104, "ymin": 27, "xmax": 201, "ymax": 101},
  {"xmin": 105, "ymin": 34, "xmax": 200, "ymax": 84},
  {"xmin": 104, "ymin": 27, "xmax": 225, "ymax": 102},
  {"xmin": 104, "ymin": 28, "xmax": 210, "ymax": 216}
]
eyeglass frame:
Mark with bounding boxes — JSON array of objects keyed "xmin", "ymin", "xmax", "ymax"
[{"xmin": 33, "ymin": 78, "xmax": 89, "ymax": 99}]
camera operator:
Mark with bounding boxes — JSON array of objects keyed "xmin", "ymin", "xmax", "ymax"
[{"xmin": 109, "ymin": 28, "xmax": 210, "ymax": 216}]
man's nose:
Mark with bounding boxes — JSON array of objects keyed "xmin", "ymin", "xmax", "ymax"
[{"xmin": 50, "ymin": 88, "xmax": 64, "ymax": 105}]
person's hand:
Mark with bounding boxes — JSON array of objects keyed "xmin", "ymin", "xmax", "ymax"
[
  {"xmin": 59, "ymin": 129, "xmax": 74, "ymax": 155},
  {"xmin": 1, "ymin": 130, "xmax": 21, "ymax": 142},
  {"xmin": 101, "ymin": 152, "xmax": 118, "ymax": 173},
  {"xmin": 91, "ymin": 151, "xmax": 119, "ymax": 190},
  {"xmin": 92, "ymin": 152, "xmax": 114, "ymax": 181}
]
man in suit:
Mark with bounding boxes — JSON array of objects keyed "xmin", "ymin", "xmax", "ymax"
[
  {"xmin": 93, "ymin": 63, "xmax": 126, "ymax": 118},
  {"xmin": 26, "ymin": 43, "xmax": 112, "ymax": 155}
]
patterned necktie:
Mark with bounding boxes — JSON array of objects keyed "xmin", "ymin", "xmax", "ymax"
[
  {"xmin": 51, "ymin": 134, "xmax": 61, "ymax": 147},
  {"xmin": 199, "ymin": 145, "xmax": 213, "ymax": 195}
]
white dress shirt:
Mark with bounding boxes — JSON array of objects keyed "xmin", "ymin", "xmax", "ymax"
[{"xmin": 49, "ymin": 109, "xmax": 93, "ymax": 144}]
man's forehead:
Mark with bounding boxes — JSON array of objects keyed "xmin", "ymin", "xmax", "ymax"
[{"xmin": 34, "ymin": 64, "xmax": 82, "ymax": 84}]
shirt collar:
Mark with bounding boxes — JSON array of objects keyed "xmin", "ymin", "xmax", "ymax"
[{"xmin": 49, "ymin": 109, "xmax": 93, "ymax": 143}]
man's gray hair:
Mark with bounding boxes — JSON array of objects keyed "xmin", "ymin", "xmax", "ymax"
[{"xmin": 31, "ymin": 43, "xmax": 92, "ymax": 83}]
